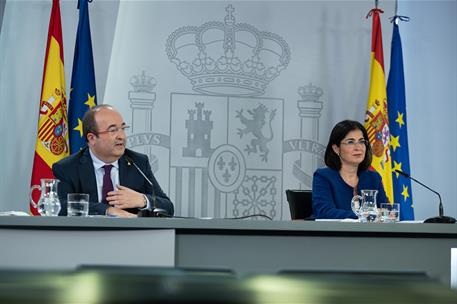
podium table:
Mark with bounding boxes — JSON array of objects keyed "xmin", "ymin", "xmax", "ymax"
[{"xmin": 1, "ymin": 217, "xmax": 456, "ymax": 286}]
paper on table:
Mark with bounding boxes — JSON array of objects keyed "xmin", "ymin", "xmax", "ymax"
[
  {"xmin": 0, "ymin": 211, "xmax": 30, "ymax": 216},
  {"xmin": 315, "ymin": 218, "xmax": 359, "ymax": 222},
  {"xmin": 315, "ymin": 218, "xmax": 424, "ymax": 223}
]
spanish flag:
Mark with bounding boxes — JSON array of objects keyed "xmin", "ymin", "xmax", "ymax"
[
  {"xmin": 30, "ymin": 0, "xmax": 69, "ymax": 215},
  {"xmin": 364, "ymin": 8, "xmax": 394, "ymax": 203}
]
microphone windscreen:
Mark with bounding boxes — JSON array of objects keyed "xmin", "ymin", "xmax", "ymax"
[{"xmin": 395, "ymin": 169, "xmax": 409, "ymax": 178}]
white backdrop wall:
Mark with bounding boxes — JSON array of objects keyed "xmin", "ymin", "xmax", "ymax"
[
  {"xmin": 0, "ymin": 0, "xmax": 455, "ymax": 220},
  {"xmin": 399, "ymin": 0, "xmax": 457, "ymax": 221}
]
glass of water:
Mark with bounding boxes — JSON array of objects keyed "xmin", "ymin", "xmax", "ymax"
[
  {"xmin": 67, "ymin": 193, "xmax": 89, "ymax": 217},
  {"xmin": 380, "ymin": 203, "xmax": 400, "ymax": 223}
]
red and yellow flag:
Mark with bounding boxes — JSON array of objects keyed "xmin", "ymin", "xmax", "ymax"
[
  {"xmin": 364, "ymin": 8, "xmax": 394, "ymax": 203},
  {"xmin": 30, "ymin": 0, "xmax": 69, "ymax": 215}
]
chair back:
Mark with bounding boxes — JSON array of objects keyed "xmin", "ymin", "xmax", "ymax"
[{"xmin": 285, "ymin": 189, "xmax": 313, "ymax": 220}]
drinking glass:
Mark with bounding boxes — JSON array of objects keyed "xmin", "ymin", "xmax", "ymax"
[
  {"xmin": 67, "ymin": 193, "xmax": 89, "ymax": 217},
  {"xmin": 380, "ymin": 203, "xmax": 400, "ymax": 223}
]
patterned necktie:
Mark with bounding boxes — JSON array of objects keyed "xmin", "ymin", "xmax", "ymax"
[{"xmin": 102, "ymin": 164, "xmax": 114, "ymax": 203}]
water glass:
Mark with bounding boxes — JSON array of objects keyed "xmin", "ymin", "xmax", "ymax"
[
  {"xmin": 67, "ymin": 193, "xmax": 89, "ymax": 217},
  {"xmin": 380, "ymin": 203, "xmax": 400, "ymax": 223}
]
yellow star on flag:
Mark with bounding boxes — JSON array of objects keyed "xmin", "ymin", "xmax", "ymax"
[
  {"xmin": 396, "ymin": 111, "xmax": 405, "ymax": 128},
  {"xmin": 401, "ymin": 184, "xmax": 410, "ymax": 201},
  {"xmin": 73, "ymin": 118, "xmax": 84, "ymax": 137},
  {"xmin": 392, "ymin": 161, "xmax": 402, "ymax": 178},
  {"xmin": 390, "ymin": 134, "xmax": 400, "ymax": 151},
  {"xmin": 85, "ymin": 93, "xmax": 96, "ymax": 109}
]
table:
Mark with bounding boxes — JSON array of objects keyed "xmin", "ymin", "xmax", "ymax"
[{"xmin": 1, "ymin": 217, "xmax": 456, "ymax": 286}]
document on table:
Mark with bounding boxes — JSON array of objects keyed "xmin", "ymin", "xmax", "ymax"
[
  {"xmin": 315, "ymin": 218, "xmax": 358, "ymax": 222},
  {"xmin": 0, "ymin": 211, "xmax": 30, "ymax": 216},
  {"xmin": 315, "ymin": 219, "xmax": 424, "ymax": 223}
]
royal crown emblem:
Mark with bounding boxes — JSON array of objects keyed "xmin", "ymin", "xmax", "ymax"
[
  {"xmin": 130, "ymin": 71, "xmax": 157, "ymax": 93},
  {"xmin": 298, "ymin": 83, "xmax": 324, "ymax": 101},
  {"xmin": 166, "ymin": 5, "xmax": 291, "ymax": 96}
]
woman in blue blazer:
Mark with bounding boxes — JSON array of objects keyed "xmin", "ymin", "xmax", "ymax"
[{"xmin": 312, "ymin": 120, "xmax": 388, "ymax": 219}]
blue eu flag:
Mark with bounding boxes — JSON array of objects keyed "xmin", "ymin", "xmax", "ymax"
[
  {"xmin": 68, "ymin": 0, "xmax": 97, "ymax": 154},
  {"xmin": 387, "ymin": 17, "xmax": 414, "ymax": 220}
]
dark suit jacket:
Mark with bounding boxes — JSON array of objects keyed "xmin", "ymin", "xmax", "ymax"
[{"xmin": 52, "ymin": 147, "xmax": 174, "ymax": 216}]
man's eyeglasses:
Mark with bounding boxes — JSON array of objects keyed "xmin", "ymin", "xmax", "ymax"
[
  {"xmin": 340, "ymin": 139, "xmax": 368, "ymax": 147},
  {"xmin": 95, "ymin": 125, "xmax": 130, "ymax": 135}
]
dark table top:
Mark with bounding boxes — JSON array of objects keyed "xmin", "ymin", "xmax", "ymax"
[{"xmin": 0, "ymin": 267, "xmax": 456, "ymax": 303}]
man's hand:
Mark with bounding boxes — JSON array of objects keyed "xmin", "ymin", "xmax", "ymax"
[
  {"xmin": 106, "ymin": 185, "xmax": 147, "ymax": 209},
  {"xmin": 106, "ymin": 207, "xmax": 137, "ymax": 218}
]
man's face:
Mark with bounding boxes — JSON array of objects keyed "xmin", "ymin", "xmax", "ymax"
[{"xmin": 87, "ymin": 108, "xmax": 127, "ymax": 163}]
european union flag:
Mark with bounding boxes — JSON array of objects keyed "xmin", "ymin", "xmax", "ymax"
[
  {"xmin": 387, "ymin": 16, "xmax": 414, "ymax": 220},
  {"xmin": 68, "ymin": 0, "xmax": 97, "ymax": 154}
]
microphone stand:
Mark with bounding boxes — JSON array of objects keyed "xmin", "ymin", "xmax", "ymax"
[
  {"xmin": 395, "ymin": 170, "xmax": 455, "ymax": 223},
  {"xmin": 126, "ymin": 156, "xmax": 170, "ymax": 218}
]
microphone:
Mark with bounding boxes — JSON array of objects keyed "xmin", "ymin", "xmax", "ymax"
[
  {"xmin": 125, "ymin": 155, "xmax": 170, "ymax": 218},
  {"xmin": 395, "ymin": 170, "xmax": 455, "ymax": 223}
]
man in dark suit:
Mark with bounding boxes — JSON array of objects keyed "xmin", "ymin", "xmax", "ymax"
[{"xmin": 52, "ymin": 104, "xmax": 174, "ymax": 218}]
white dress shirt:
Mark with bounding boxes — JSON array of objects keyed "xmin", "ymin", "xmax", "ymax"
[
  {"xmin": 89, "ymin": 149, "xmax": 119, "ymax": 202},
  {"xmin": 89, "ymin": 149, "xmax": 150, "ymax": 209}
]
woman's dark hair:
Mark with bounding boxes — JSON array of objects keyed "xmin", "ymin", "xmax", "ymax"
[
  {"xmin": 82, "ymin": 104, "xmax": 114, "ymax": 142},
  {"xmin": 324, "ymin": 120, "xmax": 372, "ymax": 171}
]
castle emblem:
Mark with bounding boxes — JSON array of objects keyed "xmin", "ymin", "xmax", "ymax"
[{"xmin": 183, "ymin": 102, "xmax": 214, "ymax": 158}]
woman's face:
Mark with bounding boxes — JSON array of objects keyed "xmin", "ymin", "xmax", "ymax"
[{"xmin": 332, "ymin": 129, "xmax": 367, "ymax": 168}]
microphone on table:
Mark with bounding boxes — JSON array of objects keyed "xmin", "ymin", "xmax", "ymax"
[
  {"xmin": 394, "ymin": 169, "xmax": 455, "ymax": 224},
  {"xmin": 125, "ymin": 155, "xmax": 170, "ymax": 218}
]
